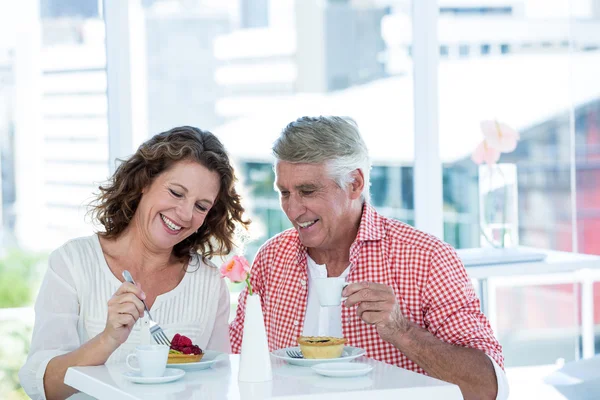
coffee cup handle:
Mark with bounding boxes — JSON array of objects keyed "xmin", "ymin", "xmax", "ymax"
[
  {"xmin": 341, "ymin": 282, "xmax": 350, "ymax": 301},
  {"xmin": 126, "ymin": 354, "xmax": 140, "ymax": 371}
]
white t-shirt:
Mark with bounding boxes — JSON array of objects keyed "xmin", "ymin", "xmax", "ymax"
[
  {"xmin": 301, "ymin": 255, "xmax": 509, "ymax": 400},
  {"xmin": 19, "ymin": 235, "xmax": 231, "ymax": 400}
]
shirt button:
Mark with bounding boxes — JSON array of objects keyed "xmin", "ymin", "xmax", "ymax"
[
  {"xmin": 300, "ymin": 279, "xmax": 307, "ymax": 287},
  {"xmin": 293, "ymin": 320, "xmax": 299, "ymax": 326}
]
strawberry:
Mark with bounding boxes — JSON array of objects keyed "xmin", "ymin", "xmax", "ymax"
[
  {"xmin": 169, "ymin": 333, "xmax": 203, "ymax": 355},
  {"xmin": 179, "ymin": 335, "xmax": 192, "ymax": 347},
  {"xmin": 171, "ymin": 333, "xmax": 181, "ymax": 347}
]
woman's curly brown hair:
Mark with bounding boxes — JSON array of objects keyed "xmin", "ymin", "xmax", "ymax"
[{"xmin": 90, "ymin": 126, "xmax": 250, "ymax": 261}]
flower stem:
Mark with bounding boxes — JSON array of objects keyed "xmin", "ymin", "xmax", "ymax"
[
  {"xmin": 245, "ymin": 275, "xmax": 253, "ymax": 296},
  {"xmin": 496, "ymin": 165, "xmax": 508, "ymax": 248}
]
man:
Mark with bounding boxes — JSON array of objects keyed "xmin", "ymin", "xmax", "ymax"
[{"xmin": 230, "ymin": 116, "xmax": 507, "ymax": 399}]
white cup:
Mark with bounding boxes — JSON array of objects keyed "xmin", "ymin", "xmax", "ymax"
[
  {"xmin": 126, "ymin": 345, "xmax": 169, "ymax": 377},
  {"xmin": 314, "ymin": 277, "xmax": 349, "ymax": 307}
]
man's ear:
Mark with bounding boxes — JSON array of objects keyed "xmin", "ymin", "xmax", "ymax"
[{"xmin": 349, "ymin": 169, "xmax": 365, "ymax": 200}]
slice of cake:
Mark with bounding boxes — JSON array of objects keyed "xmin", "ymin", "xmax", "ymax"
[
  {"xmin": 168, "ymin": 333, "xmax": 204, "ymax": 364},
  {"xmin": 297, "ymin": 336, "xmax": 347, "ymax": 359}
]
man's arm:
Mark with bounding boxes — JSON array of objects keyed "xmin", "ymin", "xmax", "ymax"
[
  {"xmin": 395, "ymin": 320, "xmax": 497, "ymax": 399},
  {"xmin": 344, "ymin": 282, "xmax": 498, "ymax": 399},
  {"xmin": 343, "ymin": 233, "xmax": 508, "ymax": 400}
]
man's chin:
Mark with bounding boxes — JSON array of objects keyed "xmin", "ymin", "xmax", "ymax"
[{"xmin": 297, "ymin": 233, "xmax": 322, "ymax": 250}]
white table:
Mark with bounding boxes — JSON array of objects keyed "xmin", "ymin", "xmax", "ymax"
[
  {"xmin": 64, "ymin": 355, "xmax": 463, "ymax": 400},
  {"xmin": 458, "ymin": 246, "xmax": 600, "ymax": 280},
  {"xmin": 458, "ymin": 246, "xmax": 600, "ymax": 359}
]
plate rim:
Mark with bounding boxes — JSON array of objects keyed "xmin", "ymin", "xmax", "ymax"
[
  {"xmin": 271, "ymin": 345, "xmax": 366, "ymax": 362},
  {"xmin": 311, "ymin": 362, "xmax": 373, "ymax": 377},
  {"xmin": 166, "ymin": 350, "xmax": 225, "ymax": 366},
  {"xmin": 311, "ymin": 361, "xmax": 373, "ymax": 372},
  {"xmin": 122, "ymin": 367, "xmax": 185, "ymax": 383}
]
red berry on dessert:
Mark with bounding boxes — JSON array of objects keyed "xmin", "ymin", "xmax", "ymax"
[{"xmin": 168, "ymin": 333, "xmax": 204, "ymax": 364}]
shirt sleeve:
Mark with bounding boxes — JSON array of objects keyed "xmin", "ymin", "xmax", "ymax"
[
  {"xmin": 206, "ymin": 278, "xmax": 232, "ymax": 353},
  {"xmin": 421, "ymin": 243, "xmax": 505, "ymax": 370},
  {"xmin": 18, "ymin": 248, "xmax": 81, "ymax": 400},
  {"xmin": 489, "ymin": 355, "xmax": 509, "ymax": 400},
  {"xmin": 229, "ymin": 250, "xmax": 266, "ymax": 354}
]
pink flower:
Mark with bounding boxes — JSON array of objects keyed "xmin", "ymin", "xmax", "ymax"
[
  {"xmin": 480, "ymin": 120, "xmax": 519, "ymax": 153},
  {"xmin": 471, "ymin": 139, "xmax": 501, "ymax": 166},
  {"xmin": 220, "ymin": 256, "xmax": 251, "ymax": 283}
]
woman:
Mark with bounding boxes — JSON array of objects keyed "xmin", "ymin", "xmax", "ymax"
[{"xmin": 19, "ymin": 126, "xmax": 249, "ymax": 399}]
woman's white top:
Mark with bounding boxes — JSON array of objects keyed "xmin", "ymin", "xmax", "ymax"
[{"xmin": 19, "ymin": 234, "xmax": 231, "ymax": 400}]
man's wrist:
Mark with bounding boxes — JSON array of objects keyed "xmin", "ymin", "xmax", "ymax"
[{"xmin": 392, "ymin": 321, "xmax": 417, "ymax": 350}]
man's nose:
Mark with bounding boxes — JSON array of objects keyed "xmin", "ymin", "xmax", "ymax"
[{"xmin": 285, "ymin": 194, "xmax": 305, "ymax": 220}]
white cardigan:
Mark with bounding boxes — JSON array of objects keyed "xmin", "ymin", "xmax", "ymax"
[{"xmin": 19, "ymin": 234, "xmax": 231, "ymax": 400}]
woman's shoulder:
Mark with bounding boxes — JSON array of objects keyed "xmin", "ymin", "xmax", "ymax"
[
  {"xmin": 187, "ymin": 254, "xmax": 221, "ymax": 278},
  {"xmin": 50, "ymin": 234, "xmax": 102, "ymax": 267},
  {"xmin": 53, "ymin": 234, "xmax": 99, "ymax": 256}
]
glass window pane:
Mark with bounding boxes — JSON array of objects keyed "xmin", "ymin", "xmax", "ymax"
[
  {"xmin": 439, "ymin": 2, "xmax": 591, "ymax": 251},
  {"xmin": 439, "ymin": 1, "xmax": 600, "ymax": 372},
  {"xmin": 495, "ymin": 282, "xmax": 580, "ymax": 366},
  {"xmin": 2, "ymin": 1, "xmax": 108, "ymax": 251}
]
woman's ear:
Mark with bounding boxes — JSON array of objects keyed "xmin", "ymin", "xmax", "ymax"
[{"xmin": 349, "ymin": 169, "xmax": 365, "ymax": 200}]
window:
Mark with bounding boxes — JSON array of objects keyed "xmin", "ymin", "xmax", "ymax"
[
  {"xmin": 439, "ymin": 0, "xmax": 600, "ymax": 366},
  {"xmin": 3, "ymin": 1, "xmax": 107, "ymax": 251}
]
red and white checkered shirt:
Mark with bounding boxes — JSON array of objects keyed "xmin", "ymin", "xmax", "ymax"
[{"xmin": 230, "ymin": 203, "xmax": 504, "ymax": 373}]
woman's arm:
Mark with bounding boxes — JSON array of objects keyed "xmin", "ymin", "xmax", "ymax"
[
  {"xmin": 19, "ymin": 249, "xmax": 145, "ymax": 400},
  {"xmin": 43, "ymin": 280, "xmax": 145, "ymax": 400},
  {"xmin": 19, "ymin": 250, "xmax": 82, "ymax": 400},
  {"xmin": 42, "ymin": 333, "xmax": 118, "ymax": 399}
]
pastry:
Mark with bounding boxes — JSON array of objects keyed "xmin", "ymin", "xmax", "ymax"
[
  {"xmin": 297, "ymin": 336, "xmax": 347, "ymax": 359},
  {"xmin": 168, "ymin": 333, "xmax": 204, "ymax": 364}
]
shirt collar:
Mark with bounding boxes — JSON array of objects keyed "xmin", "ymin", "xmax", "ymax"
[{"xmin": 354, "ymin": 202, "xmax": 385, "ymax": 243}]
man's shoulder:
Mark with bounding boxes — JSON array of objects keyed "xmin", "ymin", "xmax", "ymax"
[
  {"xmin": 256, "ymin": 228, "xmax": 300, "ymax": 257},
  {"xmin": 380, "ymin": 214, "xmax": 451, "ymax": 255}
]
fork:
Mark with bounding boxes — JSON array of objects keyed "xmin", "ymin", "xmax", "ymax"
[
  {"xmin": 286, "ymin": 350, "xmax": 304, "ymax": 359},
  {"xmin": 122, "ymin": 270, "xmax": 171, "ymax": 347}
]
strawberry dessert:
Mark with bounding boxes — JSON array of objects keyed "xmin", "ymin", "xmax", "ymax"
[{"xmin": 168, "ymin": 333, "xmax": 204, "ymax": 364}]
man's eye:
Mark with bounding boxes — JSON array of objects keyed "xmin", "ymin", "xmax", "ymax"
[
  {"xmin": 301, "ymin": 190, "xmax": 314, "ymax": 196},
  {"xmin": 169, "ymin": 189, "xmax": 183, "ymax": 198},
  {"xmin": 280, "ymin": 191, "xmax": 290, "ymax": 198}
]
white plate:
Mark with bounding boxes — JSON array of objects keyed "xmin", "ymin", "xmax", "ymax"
[
  {"xmin": 312, "ymin": 362, "xmax": 373, "ymax": 378},
  {"xmin": 271, "ymin": 346, "xmax": 366, "ymax": 367},
  {"xmin": 122, "ymin": 368, "xmax": 185, "ymax": 384},
  {"xmin": 166, "ymin": 350, "xmax": 226, "ymax": 370}
]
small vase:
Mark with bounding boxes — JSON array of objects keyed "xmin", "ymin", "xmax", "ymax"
[
  {"xmin": 478, "ymin": 163, "xmax": 519, "ymax": 248},
  {"xmin": 238, "ymin": 294, "xmax": 272, "ymax": 382}
]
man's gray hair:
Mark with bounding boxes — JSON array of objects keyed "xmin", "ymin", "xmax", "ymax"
[{"xmin": 272, "ymin": 116, "xmax": 371, "ymax": 203}]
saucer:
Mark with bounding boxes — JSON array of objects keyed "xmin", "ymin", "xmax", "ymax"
[
  {"xmin": 311, "ymin": 362, "xmax": 373, "ymax": 378},
  {"xmin": 122, "ymin": 368, "xmax": 185, "ymax": 384}
]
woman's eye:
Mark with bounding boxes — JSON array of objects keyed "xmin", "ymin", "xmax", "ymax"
[
  {"xmin": 195, "ymin": 204, "xmax": 208, "ymax": 212},
  {"xmin": 169, "ymin": 189, "xmax": 183, "ymax": 198}
]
